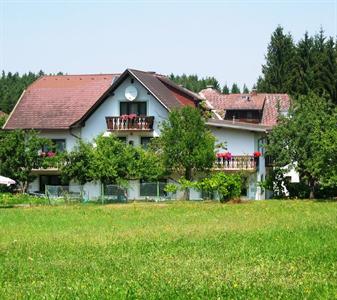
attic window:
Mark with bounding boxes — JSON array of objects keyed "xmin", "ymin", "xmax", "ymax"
[
  {"xmin": 241, "ymin": 95, "xmax": 250, "ymax": 101},
  {"xmin": 280, "ymin": 110, "xmax": 288, "ymax": 117}
]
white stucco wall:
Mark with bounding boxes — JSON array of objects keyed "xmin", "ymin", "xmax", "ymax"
[
  {"xmin": 39, "ymin": 130, "xmax": 80, "ymax": 152},
  {"xmin": 209, "ymin": 126, "xmax": 259, "ymax": 154},
  {"xmin": 81, "ymin": 74, "xmax": 169, "ymax": 143}
]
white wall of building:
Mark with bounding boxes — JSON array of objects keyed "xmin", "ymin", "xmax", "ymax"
[
  {"xmin": 80, "ymin": 74, "xmax": 169, "ymax": 144},
  {"xmin": 39, "ymin": 130, "xmax": 80, "ymax": 152},
  {"xmin": 209, "ymin": 126, "xmax": 267, "ymax": 200},
  {"xmin": 209, "ymin": 126, "xmax": 259, "ymax": 155}
]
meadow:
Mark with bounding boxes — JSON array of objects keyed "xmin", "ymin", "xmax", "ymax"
[{"xmin": 0, "ymin": 200, "xmax": 336, "ymax": 299}]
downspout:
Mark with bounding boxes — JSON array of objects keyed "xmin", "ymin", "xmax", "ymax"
[{"xmin": 69, "ymin": 127, "xmax": 81, "ymax": 140}]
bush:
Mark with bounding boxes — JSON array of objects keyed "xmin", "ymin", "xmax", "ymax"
[
  {"xmin": 285, "ymin": 181, "xmax": 337, "ymax": 199},
  {"xmin": 0, "ymin": 193, "xmax": 48, "ymax": 206},
  {"xmin": 196, "ymin": 173, "xmax": 241, "ymax": 202}
]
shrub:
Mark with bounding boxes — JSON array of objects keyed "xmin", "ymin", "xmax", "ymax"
[
  {"xmin": 0, "ymin": 193, "xmax": 48, "ymax": 206},
  {"xmin": 164, "ymin": 183, "xmax": 178, "ymax": 194},
  {"xmin": 196, "ymin": 173, "xmax": 241, "ymax": 202}
]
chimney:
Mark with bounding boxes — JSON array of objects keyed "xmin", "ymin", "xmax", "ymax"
[{"xmin": 251, "ymin": 89, "xmax": 257, "ymax": 96}]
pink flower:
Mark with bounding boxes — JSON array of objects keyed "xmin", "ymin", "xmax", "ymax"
[
  {"xmin": 224, "ymin": 152, "xmax": 232, "ymax": 160},
  {"xmin": 47, "ymin": 151, "xmax": 56, "ymax": 157},
  {"xmin": 216, "ymin": 152, "xmax": 232, "ymax": 160},
  {"xmin": 128, "ymin": 114, "xmax": 137, "ymax": 119}
]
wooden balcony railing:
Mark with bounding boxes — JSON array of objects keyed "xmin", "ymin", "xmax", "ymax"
[
  {"xmin": 106, "ymin": 116, "xmax": 155, "ymax": 131},
  {"xmin": 214, "ymin": 155, "xmax": 257, "ymax": 170}
]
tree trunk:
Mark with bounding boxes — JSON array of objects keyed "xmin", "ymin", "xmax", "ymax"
[
  {"xmin": 309, "ymin": 178, "xmax": 316, "ymax": 199},
  {"xmin": 20, "ymin": 181, "xmax": 28, "ymax": 194},
  {"xmin": 183, "ymin": 167, "xmax": 192, "ymax": 200}
]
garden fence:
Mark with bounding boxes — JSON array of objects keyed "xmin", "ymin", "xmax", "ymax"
[
  {"xmin": 44, "ymin": 181, "xmax": 215, "ymax": 204},
  {"xmin": 45, "ymin": 185, "xmax": 87, "ymax": 204}
]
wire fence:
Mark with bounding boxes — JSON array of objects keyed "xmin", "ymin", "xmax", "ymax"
[
  {"xmin": 102, "ymin": 185, "xmax": 128, "ymax": 203},
  {"xmin": 138, "ymin": 182, "xmax": 174, "ymax": 201},
  {"xmin": 44, "ymin": 181, "xmax": 220, "ymax": 204},
  {"xmin": 45, "ymin": 185, "xmax": 87, "ymax": 205}
]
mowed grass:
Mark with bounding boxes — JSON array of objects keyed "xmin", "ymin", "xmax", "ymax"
[{"xmin": 0, "ymin": 201, "xmax": 336, "ymax": 299}]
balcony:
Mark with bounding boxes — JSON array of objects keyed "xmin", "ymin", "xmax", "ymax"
[
  {"xmin": 106, "ymin": 116, "xmax": 155, "ymax": 131},
  {"xmin": 214, "ymin": 155, "xmax": 257, "ymax": 171}
]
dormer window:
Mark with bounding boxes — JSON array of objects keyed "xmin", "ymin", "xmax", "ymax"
[{"xmin": 280, "ymin": 109, "xmax": 288, "ymax": 117}]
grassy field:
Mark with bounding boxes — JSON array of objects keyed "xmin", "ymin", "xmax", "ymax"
[{"xmin": 0, "ymin": 201, "xmax": 336, "ymax": 299}]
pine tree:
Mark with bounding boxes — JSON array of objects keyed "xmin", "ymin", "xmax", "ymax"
[
  {"xmin": 222, "ymin": 84, "xmax": 230, "ymax": 94},
  {"xmin": 291, "ymin": 32, "xmax": 315, "ymax": 95},
  {"xmin": 257, "ymin": 26, "xmax": 296, "ymax": 93},
  {"xmin": 231, "ymin": 83, "xmax": 241, "ymax": 94},
  {"xmin": 169, "ymin": 74, "xmax": 221, "ymax": 93},
  {"xmin": 323, "ymin": 37, "xmax": 337, "ymax": 104},
  {"xmin": 242, "ymin": 84, "xmax": 249, "ymax": 93}
]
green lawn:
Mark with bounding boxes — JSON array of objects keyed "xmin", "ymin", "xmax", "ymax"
[{"xmin": 0, "ymin": 201, "xmax": 336, "ymax": 299}]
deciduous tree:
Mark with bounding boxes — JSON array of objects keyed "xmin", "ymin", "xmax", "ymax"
[
  {"xmin": 158, "ymin": 106, "xmax": 215, "ymax": 199},
  {"xmin": 0, "ymin": 130, "xmax": 49, "ymax": 192},
  {"xmin": 266, "ymin": 93, "xmax": 337, "ymax": 198}
]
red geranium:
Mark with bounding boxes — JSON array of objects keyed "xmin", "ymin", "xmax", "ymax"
[{"xmin": 254, "ymin": 151, "xmax": 262, "ymax": 158}]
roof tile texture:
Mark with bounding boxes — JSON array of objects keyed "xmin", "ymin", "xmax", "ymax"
[
  {"xmin": 200, "ymin": 88, "xmax": 290, "ymax": 126},
  {"xmin": 4, "ymin": 70, "xmax": 199, "ymax": 130},
  {"xmin": 5, "ymin": 74, "xmax": 118, "ymax": 129}
]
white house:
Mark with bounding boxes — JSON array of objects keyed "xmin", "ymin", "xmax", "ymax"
[{"xmin": 3, "ymin": 69, "xmax": 290, "ymax": 200}]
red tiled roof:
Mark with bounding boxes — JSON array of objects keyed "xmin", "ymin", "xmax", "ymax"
[
  {"xmin": 200, "ymin": 88, "xmax": 290, "ymax": 126},
  {"xmin": 261, "ymin": 94, "xmax": 290, "ymax": 126},
  {"xmin": 4, "ymin": 74, "xmax": 119, "ymax": 130},
  {"xmin": 4, "ymin": 70, "xmax": 201, "ymax": 130}
]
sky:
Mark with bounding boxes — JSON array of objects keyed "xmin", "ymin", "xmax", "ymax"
[{"xmin": 0, "ymin": 0, "xmax": 336, "ymax": 89}]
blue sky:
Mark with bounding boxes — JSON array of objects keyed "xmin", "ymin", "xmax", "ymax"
[{"xmin": 1, "ymin": 0, "xmax": 336, "ymax": 88}]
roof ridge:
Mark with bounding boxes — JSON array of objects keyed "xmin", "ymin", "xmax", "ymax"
[{"xmin": 40, "ymin": 73, "xmax": 120, "ymax": 78}]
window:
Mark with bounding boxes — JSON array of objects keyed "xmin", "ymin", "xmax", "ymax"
[
  {"xmin": 140, "ymin": 180, "xmax": 167, "ymax": 197},
  {"xmin": 246, "ymin": 111, "xmax": 253, "ymax": 119},
  {"xmin": 42, "ymin": 139, "xmax": 66, "ymax": 153},
  {"xmin": 120, "ymin": 102, "xmax": 147, "ymax": 116},
  {"xmin": 141, "ymin": 137, "xmax": 152, "ymax": 149},
  {"xmin": 39, "ymin": 175, "xmax": 63, "ymax": 193}
]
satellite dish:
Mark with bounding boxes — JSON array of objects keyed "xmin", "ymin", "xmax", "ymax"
[{"xmin": 125, "ymin": 85, "xmax": 138, "ymax": 101}]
